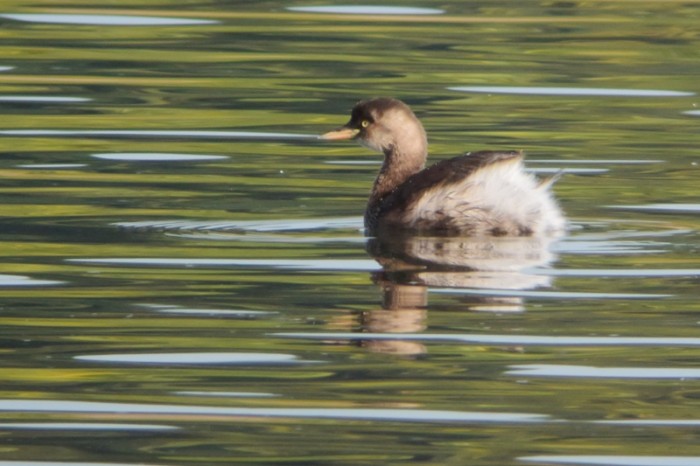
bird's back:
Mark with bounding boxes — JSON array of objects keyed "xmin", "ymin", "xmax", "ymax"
[{"xmin": 367, "ymin": 150, "xmax": 565, "ymax": 236}]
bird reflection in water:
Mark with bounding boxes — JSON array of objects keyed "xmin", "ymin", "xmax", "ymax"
[{"xmin": 351, "ymin": 231, "xmax": 559, "ymax": 355}]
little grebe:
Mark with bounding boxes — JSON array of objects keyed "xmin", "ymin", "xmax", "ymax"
[{"xmin": 321, "ymin": 97, "xmax": 565, "ymax": 236}]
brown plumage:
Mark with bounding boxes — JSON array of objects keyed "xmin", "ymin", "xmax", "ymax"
[{"xmin": 321, "ymin": 98, "xmax": 565, "ymax": 236}]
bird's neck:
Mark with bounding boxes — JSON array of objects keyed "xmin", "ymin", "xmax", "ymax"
[{"xmin": 370, "ymin": 142, "xmax": 426, "ymax": 202}]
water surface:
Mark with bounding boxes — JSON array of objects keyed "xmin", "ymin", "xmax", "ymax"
[{"xmin": 0, "ymin": 1, "xmax": 699, "ymax": 465}]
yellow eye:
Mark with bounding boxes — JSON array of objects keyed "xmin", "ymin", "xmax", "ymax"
[{"xmin": 361, "ymin": 120, "xmax": 370, "ymax": 128}]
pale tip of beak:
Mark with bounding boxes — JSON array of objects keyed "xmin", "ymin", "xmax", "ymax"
[{"xmin": 319, "ymin": 128, "xmax": 359, "ymax": 141}]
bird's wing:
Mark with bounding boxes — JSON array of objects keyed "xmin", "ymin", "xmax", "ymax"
[{"xmin": 376, "ymin": 150, "xmax": 525, "ymax": 233}]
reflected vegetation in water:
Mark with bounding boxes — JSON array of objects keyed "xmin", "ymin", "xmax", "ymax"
[{"xmin": 1, "ymin": 1, "xmax": 700, "ymax": 465}]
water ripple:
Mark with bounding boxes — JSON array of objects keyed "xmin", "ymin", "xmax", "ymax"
[
  {"xmin": 174, "ymin": 391, "xmax": 278, "ymax": 398},
  {"xmin": 0, "ymin": 13, "xmax": 217, "ymax": 26},
  {"xmin": 554, "ymin": 240, "xmax": 667, "ymax": 255},
  {"xmin": 555, "ymin": 226, "xmax": 691, "ymax": 255},
  {"xmin": 520, "ymin": 455, "xmax": 700, "ymax": 466},
  {"xmin": 75, "ymin": 352, "xmax": 317, "ymax": 365},
  {"xmin": 138, "ymin": 303, "xmax": 274, "ymax": 317},
  {"xmin": 274, "ymin": 332, "xmax": 700, "ymax": 347},
  {"xmin": 168, "ymin": 232, "xmax": 366, "ymax": 244},
  {"xmin": 114, "ymin": 217, "xmax": 362, "ymax": 232},
  {"xmin": 0, "ymin": 96, "xmax": 90, "ymax": 103},
  {"xmin": 0, "ymin": 274, "xmax": 63, "ymax": 287},
  {"xmin": 0, "ymin": 460, "xmax": 163, "ymax": 466},
  {"xmin": 288, "ymin": 6, "xmax": 445, "ymax": 15},
  {"xmin": 431, "ymin": 288, "xmax": 670, "ymax": 299},
  {"xmin": 0, "ymin": 129, "xmax": 315, "ymax": 140},
  {"xmin": 0, "ymin": 423, "xmax": 178, "ymax": 431},
  {"xmin": 0, "ymin": 462, "xmax": 164, "ymax": 466},
  {"xmin": 530, "ymin": 167, "xmax": 608, "ymax": 175},
  {"xmin": 595, "ymin": 419, "xmax": 700, "ymax": 427},
  {"xmin": 528, "ymin": 268, "xmax": 700, "ymax": 278},
  {"xmin": 69, "ymin": 258, "xmax": 380, "ymax": 271},
  {"xmin": 449, "ymin": 86, "xmax": 694, "ymax": 97},
  {"xmin": 18, "ymin": 164, "xmax": 88, "ymax": 169},
  {"xmin": 508, "ymin": 364, "xmax": 700, "ymax": 379},
  {"xmin": 607, "ymin": 203, "xmax": 700, "ymax": 214},
  {"xmin": 92, "ymin": 152, "xmax": 228, "ymax": 162},
  {"xmin": 0, "ymin": 399, "xmax": 552, "ymax": 424}
]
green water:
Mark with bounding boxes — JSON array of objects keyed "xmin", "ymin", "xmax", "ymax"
[{"xmin": 1, "ymin": 1, "xmax": 700, "ymax": 465}]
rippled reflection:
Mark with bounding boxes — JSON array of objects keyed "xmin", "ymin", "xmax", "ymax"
[
  {"xmin": 0, "ymin": 274, "xmax": 63, "ymax": 286},
  {"xmin": 449, "ymin": 86, "xmax": 695, "ymax": 97},
  {"xmin": 607, "ymin": 203, "xmax": 700, "ymax": 214},
  {"xmin": 76, "ymin": 352, "xmax": 317, "ymax": 365},
  {"xmin": 175, "ymin": 391, "xmax": 279, "ymax": 398},
  {"xmin": 0, "ymin": 13, "xmax": 217, "ymax": 26},
  {"xmin": 17, "ymin": 163, "xmax": 88, "ymax": 169},
  {"xmin": 520, "ymin": 455, "xmax": 700, "ymax": 466},
  {"xmin": 287, "ymin": 6, "xmax": 445, "ymax": 15},
  {"xmin": 115, "ymin": 216, "xmax": 363, "ymax": 232},
  {"xmin": 507, "ymin": 364, "xmax": 700, "ymax": 379},
  {"xmin": 0, "ymin": 130, "xmax": 314, "ymax": 139},
  {"xmin": 275, "ymin": 333, "xmax": 700, "ymax": 347},
  {"xmin": 0, "ymin": 462, "xmax": 164, "ymax": 466},
  {"xmin": 91, "ymin": 152, "xmax": 228, "ymax": 162},
  {"xmin": 69, "ymin": 257, "xmax": 379, "ymax": 271},
  {"xmin": 0, "ymin": 96, "xmax": 90, "ymax": 103},
  {"xmin": 138, "ymin": 303, "xmax": 274, "ymax": 317},
  {"xmin": 0, "ymin": 400, "xmax": 552, "ymax": 424},
  {"xmin": 2, "ymin": 0, "xmax": 700, "ymax": 464},
  {"xmin": 320, "ymin": 233, "xmax": 561, "ymax": 355},
  {"xmin": 0, "ymin": 423, "xmax": 179, "ymax": 431}
]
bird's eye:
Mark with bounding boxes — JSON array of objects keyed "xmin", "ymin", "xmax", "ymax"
[{"xmin": 361, "ymin": 120, "xmax": 370, "ymax": 128}]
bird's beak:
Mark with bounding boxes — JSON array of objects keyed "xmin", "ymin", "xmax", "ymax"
[{"xmin": 319, "ymin": 126, "xmax": 360, "ymax": 140}]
